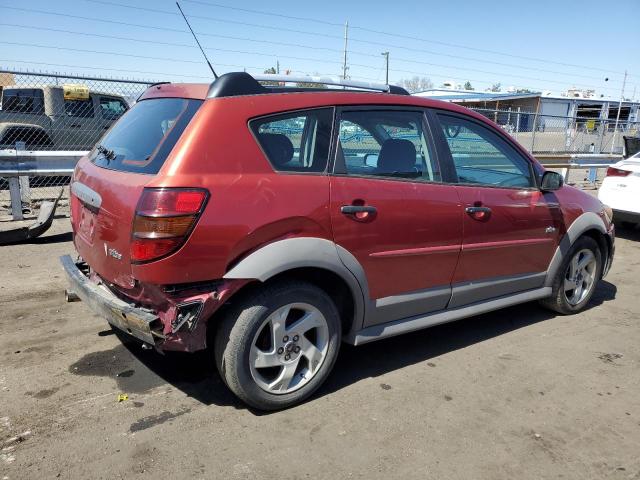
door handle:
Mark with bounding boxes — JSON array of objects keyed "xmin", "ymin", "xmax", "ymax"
[
  {"xmin": 465, "ymin": 205, "xmax": 492, "ymax": 221},
  {"xmin": 341, "ymin": 205, "xmax": 377, "ymax": 215},
  {"xmin": 465, "ymin": 206, "xmax": 492, "ymax": 214}
]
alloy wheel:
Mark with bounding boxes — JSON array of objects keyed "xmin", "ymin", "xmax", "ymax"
[
  {"xmin": 563, "ymin": 248, "xmax": 597, "ymax": 306},
  {"xmin": 249, "ymin": 302, "xmax": 329, "ymax": 394}
]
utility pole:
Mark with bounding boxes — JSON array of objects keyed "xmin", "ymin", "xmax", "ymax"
[
  {"xmin": 611, "ymin": 70, "xmax": 627, "ymax": 153},
  {"xmin": 276, "ymin": 60, "xmax": 280, "ymax": 74},
  {"xmin": 342, "ymin": 21, "xmax": 349, "ymax": 80},
  {"xmin": 381, "ymin": 51, "xmax": 389, "ymax": 84}
]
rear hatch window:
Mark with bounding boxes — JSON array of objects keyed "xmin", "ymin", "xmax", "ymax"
[{"xmin": 90, "ymin": 98, "xmax": 202, "ymax": 174}]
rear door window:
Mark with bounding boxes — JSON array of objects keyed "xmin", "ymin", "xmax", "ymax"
[
  {"xmin": 250, "ymin": 108, "xmax": 333, "ymax": 173},
  {"xmin": 1, "ymin": 89, "xmax": 44, "ymax": 114},
  {"xmin": 90, "ymin": 98, "xmax": 202, "ymax": 174}
]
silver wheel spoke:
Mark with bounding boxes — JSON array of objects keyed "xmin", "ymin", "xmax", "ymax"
[
  {"xmin": 569, "ymin": 255, "xmax": 579, "ymax": 278},
  {"xmin": 269, "ymin": 307, "xmax": 289, "ymax": 346},
  {"xmin": 300, "ymin": 337, "xmax": 324, "ymax": 372},
  {"xmin": 288, "ymin": 310, "xmax": 323, "ymax": 335},
  {"xmin": 564, "ymin": 278, "xmax": 578, "ymax": 292},
  {"xmin": 573, "ymin": 283, "xmax": 583, "ymax": 301},
  {"xmin": 253, "ymin": 349, "xmax": 280, "ymax": 368},
  {"xmin": 270, "ymin": 361, "xmax": 300, "ymax": 392},
  {"xmin": 577, "ymin": 252, "xmax": 594, "ymax": 271}
]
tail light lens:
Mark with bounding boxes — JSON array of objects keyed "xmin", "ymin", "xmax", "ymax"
[
  {"xmin": 131, "ymin": 188, "xmax": 208, "ymax": 263},
  {"xmin": 606, "ymin": 166, "xmax": 631, "ymax": 177}
]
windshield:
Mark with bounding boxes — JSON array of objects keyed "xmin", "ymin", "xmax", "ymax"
[{"xmin": 90, "ymin": 98, "xmax": 202, "ymax": 174}]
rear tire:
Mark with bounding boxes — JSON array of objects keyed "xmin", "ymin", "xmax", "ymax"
[
  {"xmin": 540, "ymin": 236, "xmax": 602, "ymax": 315},
  {"xmin": 214, "ymin": 280, "xmax": 341, "ymax": 411}
]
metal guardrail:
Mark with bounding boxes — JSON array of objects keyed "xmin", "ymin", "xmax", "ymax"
[
  {"xmin": 1, "ymin": 150, "xmax": 84, "ymax": 221},
  {"xmin": 0, "ymin": 149, "xmax": 86, "ymax": 174}
]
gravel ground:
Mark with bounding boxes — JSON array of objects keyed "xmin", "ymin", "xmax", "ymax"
[{"xmin": 1, "ymin": 218, "xmax": 639, "ymax": 480}]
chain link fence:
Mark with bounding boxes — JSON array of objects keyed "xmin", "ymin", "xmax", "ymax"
[
  {"xmin": 0, "ymin": 69, "xmax": 152, "ymax": 151},
  {"xmin": 469, "ymin": 107, "xmax": 639, "ymax": 155},
  {"xmin": 1, "ymin": 69, "xmax": 153, "ymax": 225}
]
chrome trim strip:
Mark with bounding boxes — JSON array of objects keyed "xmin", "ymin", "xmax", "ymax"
[
  {"xmin": 369, "ymin": 244, "xmax": 460, "ymax": 258},
  {"xmin": 463, "ymin": 238, "xmax": 553, "ymax": 252}
]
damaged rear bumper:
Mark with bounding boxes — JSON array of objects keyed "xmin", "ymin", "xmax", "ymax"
[
  {"xmin": 60, "ymin": 254, "xmax": 164, "ymax": 345},
  {"xmin": 60, "ymin": 255, "xmax": 250, "ymax": 352}
]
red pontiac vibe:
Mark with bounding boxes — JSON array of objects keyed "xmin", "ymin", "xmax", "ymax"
[{"xmin": 62, "ymin": 73, "xmax": 615, "ymax": 410}]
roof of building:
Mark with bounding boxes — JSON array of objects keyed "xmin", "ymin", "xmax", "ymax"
[{"xmin": 413, "ymin": 88, "xmax": 639, "ymax": 105}]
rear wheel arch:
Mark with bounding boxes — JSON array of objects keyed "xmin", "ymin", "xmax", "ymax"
[{"xmin": 210, "ymin": 238, "xmax": 366, "ymax": 341}]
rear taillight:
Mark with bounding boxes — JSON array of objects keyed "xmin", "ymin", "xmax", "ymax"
[
  {"xmin": 606, "ymin": 166, "xmax": 631, "ymax": 177},
  {"xmin": 131, "ymin": 188, "xmax": 208, "ymax": 263}
]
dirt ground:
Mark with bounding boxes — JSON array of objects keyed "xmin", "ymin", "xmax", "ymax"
[{"xmin": 1, "ymin": 217, "xmax": 639, "ymax": 480}]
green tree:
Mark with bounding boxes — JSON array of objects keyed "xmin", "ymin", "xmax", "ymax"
[
  {"xmin": 464, "ymin": 81, "xmax": 473, "ymax": 90},
  {"xmin": 490, "ymin": 83, "xmax": 501, "ymax": 92}
]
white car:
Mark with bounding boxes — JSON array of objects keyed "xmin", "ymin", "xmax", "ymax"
[{"xmin": 598, "ymin": 151, "xmax": 640, "ymax": 226}]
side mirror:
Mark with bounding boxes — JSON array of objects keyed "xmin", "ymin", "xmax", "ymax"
[{"xmin": 541, "ymin": 171, "xmax": 564, "ymax": 192}]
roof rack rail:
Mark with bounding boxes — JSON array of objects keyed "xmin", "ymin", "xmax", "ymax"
[
  {"xmin": 254, "ymin": 74, "xmax": 392, "ymax": 92},
  {"xmin": 206, "ymin": 72, "xmax": 409, "ymax": 98}
]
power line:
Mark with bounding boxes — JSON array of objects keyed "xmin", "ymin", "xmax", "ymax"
[
  {"xmin": 68, "ymin": 2, "xmax": 630, "ymax": 84},
  {"xmin": 80, "ymin": 0, "xmax": 345, "ymax": 41},
  {"xmin": 0, "ymin": 22, "xmax": 625, "ymax": 94},
  {"xmin": 0, "ymin": 41, "xmax": 208, "ymax": 66},
  {"xmin": 0, "ymin": 5, "xmax": 634, "ymax": 93},
  {"xmin": 0, "ymin": 7, "xmax": 347, "ymax": 55},
  {"xmin": 0, "ymin": 24, "xmax": 346, "ymax": 67},
  {"xmin": 0, "ymin": 6, "xmax": 629, "ymax": 90},
  {"xmin": 182, "ymin": 0, "xmax": 344, "ymax": 27},
  {"xmin": 181, "ymin": 0, "xmax": 636, "ymax": 78}
]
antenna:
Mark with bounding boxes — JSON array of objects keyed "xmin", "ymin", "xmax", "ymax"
[{"xmin": 176, "ymin": 2, "xmax": 218, "ymax": 79}]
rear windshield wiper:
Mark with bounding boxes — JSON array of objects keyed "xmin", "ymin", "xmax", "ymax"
[{"xmin": 96, "ymin": 144, "xmax": 116, "ymax": 162}]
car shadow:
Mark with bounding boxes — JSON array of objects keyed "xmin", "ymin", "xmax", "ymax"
[
  {"xmin": 29, "ymin": 231, "xmax": 73, "ymax": 244},
  {"xmin": 614, "ymin": 223, "xmax": 640, "ymax": 241},
  {"xmin": 112, "ymin": 280, "xmax": 616, "ymax": 413},
  {"xmin": 323, "ymin": 279, "xmax": 616, "ymax": 397}
]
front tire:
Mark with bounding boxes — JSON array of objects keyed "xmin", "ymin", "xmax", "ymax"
[
  {"xmin": 214, "ymin": 280, "xmax": 341, "ymax": 410},
  {"xmin": 540, "ymin": 236, "xmax": 602, "ymax": 314}
]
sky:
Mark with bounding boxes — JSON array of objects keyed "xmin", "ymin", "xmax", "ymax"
[{"xmin": 0, "ymin": 0, "xmax": 638, "ymax": 98}]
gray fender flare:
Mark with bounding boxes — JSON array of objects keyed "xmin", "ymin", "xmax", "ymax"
[
  {"xmin": 545, "ymin": 211, "xmax": 607, "ymax": 287},
  {"xmin": 223, "ymin": 238, "xmax": 368, "ymax": 333}
]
